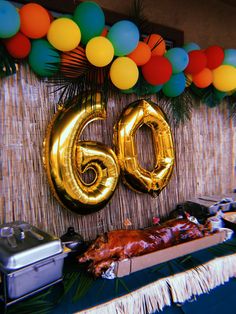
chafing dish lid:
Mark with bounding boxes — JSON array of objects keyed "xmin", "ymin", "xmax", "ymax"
[{"xmin": 0, "ymin": 221, "xmax": 63, "ymax": 270}]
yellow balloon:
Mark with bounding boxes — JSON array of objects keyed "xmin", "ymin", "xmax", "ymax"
[
  {"xmin": 86, "ymin": 36, "xmax": 114, "ymax": 67},
  {"xmin": 212, "ymin": 65, "xmax": 236, "ymax": 92},
  {"xmin": 43, "ymin": 93, "xmax": 120, "ymax": 215},
  {"xmin": 47, "ymin": 18, "xmax": 81, "ymax": 52},
  {"xmin": 110, "ymin": 57, "xmax": 139, "ymax": 90},
  {"xmin": 114, "ymin": 99, "xmax": 174, "ymax": 197}
]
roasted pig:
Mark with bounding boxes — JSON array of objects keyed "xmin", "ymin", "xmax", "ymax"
[{"xmin": 78, "ymin": 218, "xmax": 211, "ymax": 277}]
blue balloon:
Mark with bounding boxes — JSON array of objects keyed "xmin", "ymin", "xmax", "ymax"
[
  {"xmin": 165, "ymin": 48, "xmax": 189, "ymax": 73},
  {"xmin": 107, "ymin": 20, "xmax": 139, "ymax": 56},
  {"xmin": 162, "ymin": 72, "xmax": 186, "ymax": 97},
  {"xmin": 183, "ymin": 42, "xmax": 200, "ymax": 53},
  {"xmin": 73, "ymin": 1, "xmax": 105, "ymax": 45},
  {"xmin": 0, "ymin": 1, "xmax": 20, "ymax": 38},
  {"xmin": 223, "ymin": 49, "xmax": 236, "ymax": 66},
  {"xmin": 29, "ymin": 39, "xmax": 60, "ymax": 77}
]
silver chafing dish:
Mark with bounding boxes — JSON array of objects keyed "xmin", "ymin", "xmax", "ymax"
[{"xmin": 0, "ymin": 221, "xmax": 68, "ymax": 307}]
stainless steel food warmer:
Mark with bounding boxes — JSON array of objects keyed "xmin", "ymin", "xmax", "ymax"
[{"xmin": 0, "ymin": 221, "xmax": 68, "ymax": 309}]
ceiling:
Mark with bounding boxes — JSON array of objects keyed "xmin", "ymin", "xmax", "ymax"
[{"xmin": 220, "ymin": 0, "xmax": 236, "ymax": 7}]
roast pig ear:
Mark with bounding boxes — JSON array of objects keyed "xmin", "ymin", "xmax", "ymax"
[{"xmin": 100, "ymin": 232, "xmax": 108, "ymax": 243}]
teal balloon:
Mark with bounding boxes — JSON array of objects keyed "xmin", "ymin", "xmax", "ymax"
[
  {"xmin": 73, "ymin": 1, "xmax": 105, "ymax": 45},
  {"xmin": 223, "ymin": 49, "xmax": 236, "ymax": 66},
  {"xmin": 162, "ymin": 72, "xmax": 185, "ymax": 97},
  {"xmin": 107, "ymin": 20, "xmax": 139, "ymax": 56},
  {"xmin": 183, "ymin": 42, "xmax": 200, "ymax": 53},
  {"xmin": 0, "ymin": 1, "xmax": 20, "ymax": 38},
  {"xmin": 165, "ymin": 48, "xmax": 189, "ymax": 73},
  {"xmin": 144, "ymin": 83, "xmax": 163, "ymax": 94},
  {"xmin": 29, "ymin": 39, "xmax": 60, "ymax": 77}
]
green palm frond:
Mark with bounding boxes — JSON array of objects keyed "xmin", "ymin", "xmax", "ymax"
[
  {"xmin": 227, "ymin": 94, "xmax": 236, "ymax": 121},
  {"xmin": 7, "ymin": 288, "xmax": 55, "ymax": 314},
  {"xmin": 72, "ymin": 271, "xmax": 94, "ymax": 303},
  {"xmin": 129, "ymin": 0, "xmax": 149, "ymax": 32},
  {"xmin": 47, "ymin": 64, "xmax": 113, "ymax": 106},
  {"xmin": 0, "ymin": 43, "xmax": 18, "ymax": 78},
  {"xmin": 115, "ymin": 277, "xmax": 130, "ymax": 295},
  {"xmin": 161, "ymin": 88, "xmax": 198, "ymax": 125}
]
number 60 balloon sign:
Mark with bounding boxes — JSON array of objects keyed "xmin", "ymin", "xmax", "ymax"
[{"xmin": 43, "ymin": 93, "xmax": 175, "ymax": 215}]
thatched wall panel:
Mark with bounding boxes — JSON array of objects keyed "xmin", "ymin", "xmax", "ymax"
[{"xmin": 0, "ymin": 65, "xmax": 235, "ymax": 239}]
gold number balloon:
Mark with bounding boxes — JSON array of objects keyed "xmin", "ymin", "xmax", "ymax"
[
  {"xmin": 43, "ymin": 93, "xmax": 120, "ymax": 215},
  {"xmin": 113, "ymin": 99, "xmax": 174, "ymax": 197}
]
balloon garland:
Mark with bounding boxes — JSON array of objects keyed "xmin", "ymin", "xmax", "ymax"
[{"xmin": 0, "ymin": 0, "xmax": 236, "ymax": 116}]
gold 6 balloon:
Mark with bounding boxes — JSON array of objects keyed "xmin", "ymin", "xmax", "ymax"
[{"xmin": 43, "ymin": 93, "xmax": 175, "ymax": 215}]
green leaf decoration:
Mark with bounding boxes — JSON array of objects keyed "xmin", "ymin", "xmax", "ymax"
[
  {"xmin": 227, "ymin": 93, "xmax": 236, "ymax": 121},
  {"xmin": 161, "ymin": 88, "xmax": 199, "ymax": 125},
  {"xmin": 115, "ymin": 277, "xmax": 130, "ymax": 295},
  {"xmin": 7, "ymin": 289, "xmax": 55, "ymax": 314},
  {"xmin": 0, "ymin": 43, "xmax": 17, "ymax": 78},
  {"xmin": 72, "ymin": 271, "xmax": 94, "ymax": 303}
]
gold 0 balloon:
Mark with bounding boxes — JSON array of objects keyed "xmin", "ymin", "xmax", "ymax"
[
  {"xmin": 114, "ymin": 99, "xmax": 174, "ymax": 197},
  {"xmin": 43, "ymin": 93, "xmax": 120, "ymax": 215}
]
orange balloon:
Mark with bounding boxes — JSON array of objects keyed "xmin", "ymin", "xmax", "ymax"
[
  {"xmin": 144, "ymin": 34, "xmax": 166, "ymax": 56},
  {"xmin": 127, "ymin": 41, "xmax": 151, "ymax": 66},
  {"xmin": 61, "ymin": 46, "xmax": 89, "ymax": 78},
  {"xmin": 19, "ymin": 3, "xmax": 51, "ymax": 39},
  {"xmin": 192, "ymin": 67, "xmax": 213, "ymax": 88}
]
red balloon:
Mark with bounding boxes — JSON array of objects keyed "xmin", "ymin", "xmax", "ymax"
[
  {"xmin": 4, "ymin": 32, "xmax": 31, "ymax": 59},
  {"xmin": 142, "ymin": 55, "xmax": 172, "ymax": 85},
  {"xmin": 185, "ymin": 50, "xmax": 207, "ymax": 75},
  {"xmin": 205, "ymin": 45, "xmax": 224, "ymax": 70}
]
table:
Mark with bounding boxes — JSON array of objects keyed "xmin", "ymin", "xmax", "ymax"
[{"xmin": 5, "ymin": 235, "xmax": 236, "ymax": 314}]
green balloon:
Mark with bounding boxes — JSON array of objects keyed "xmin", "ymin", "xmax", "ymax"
[
  {"xmin": 121, "ymin": 88, "xmax": 136, "ymax": 94},
  {"xmin": 29, "ymin": 39, "xmax": 60, "ymax": 77},
  {"xmin": 73, "ymin": 1, "xmax": 105, "ymax": 45},
  {"xmin": 214, "ymin": 89, "xmax": 227, "ymax": 101}
]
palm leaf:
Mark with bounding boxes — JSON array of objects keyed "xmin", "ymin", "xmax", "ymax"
[
  {"xmin": 115, "ymin": 277, "xmax": 130, "ymax": 295},
  {"xmin": 161, "ymin": 88, "xmax": 198, "ymax": 125},
  {"xmin": 227, "ymin": 94, "xmax": 236, "ymax": 121},
  {"xmin": 7, "ymin": 292, "xmax": 55, "ymax": 314},
  {"xmin": 0, "ymin": 43, "xmax": 18, "ymax": 78},
  {"xmin": 129, "ymin": 0, "xmax": 150, "ymax": 33},
  {"xmin": 72, "ymin": 271, "xmax": 94, "ymax": 303}
]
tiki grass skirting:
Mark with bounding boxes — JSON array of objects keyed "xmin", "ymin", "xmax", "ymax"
[{"xmin": 1, "ymin": 64, "xmax": 235, "ymax": 239}]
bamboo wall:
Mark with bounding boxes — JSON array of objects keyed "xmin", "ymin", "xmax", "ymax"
[{"xmin": 1, "ymin": 64, "xmax": 235, "ymax": 240}]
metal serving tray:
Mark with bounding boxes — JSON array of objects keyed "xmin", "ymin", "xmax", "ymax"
[{"xmin": 0, "ymin": 221, "xmax": 63, "ymax": 270}]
